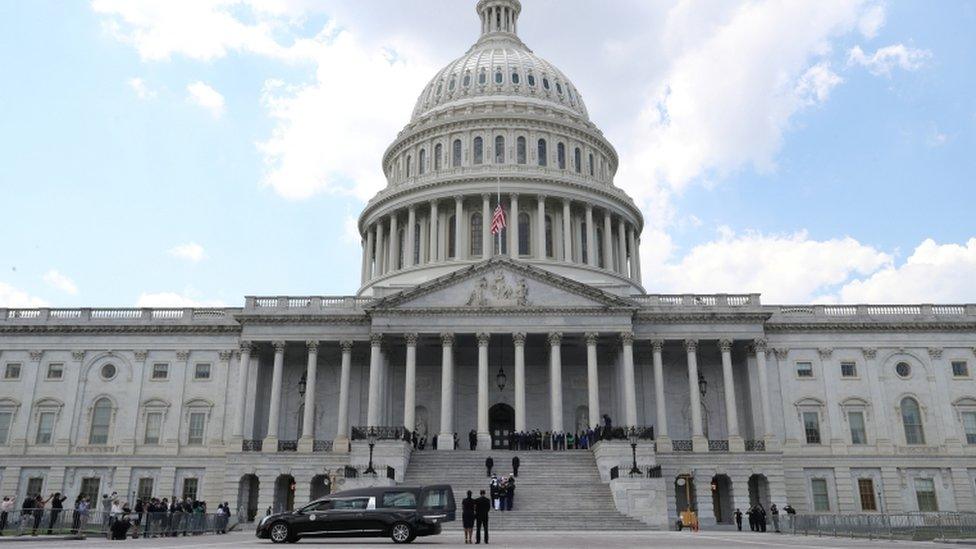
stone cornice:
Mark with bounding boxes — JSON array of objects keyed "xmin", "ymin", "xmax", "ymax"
[
  {"xmin": 0, "ymin": 325, "xmax": 242, "ymax": 335},
  {"xmin": 765, "ymin": 321, "xmax": 976, "ymax": 332},
  {"xmin": 232, "ymin": 314, "xmax": 369, "ymax": 326},
  {"xmin": 633, "ymin": 312, "xmax": 771, "ymax": 324}
]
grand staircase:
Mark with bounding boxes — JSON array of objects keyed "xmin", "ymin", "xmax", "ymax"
[{"xmin": 401, "ymin": 449, "xmax": 652, "ymax": 530}]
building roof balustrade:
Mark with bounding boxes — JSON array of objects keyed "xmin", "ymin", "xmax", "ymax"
[
  {"xmin": 243, "ymin": 296, "xmax": 374, "ymax": 313},
  {"xmin": 0, "ymin": 307, "xmax": 239, "ymax": 325}
]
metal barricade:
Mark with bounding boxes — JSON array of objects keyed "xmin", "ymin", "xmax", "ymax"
[
  {"xmin": 0, "ymin": 508, "xmax": 238, "ymax": 538},
  {"xmin": 790, "ymin": 512, "xmax": 976, "ymax": 541}
]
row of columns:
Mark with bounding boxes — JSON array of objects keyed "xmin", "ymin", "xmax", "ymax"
[{"xmin": 361, "ymin": 194, "xmax": 642, "ymax": 284}]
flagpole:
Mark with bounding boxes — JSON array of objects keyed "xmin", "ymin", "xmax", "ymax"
[{"xmin": 496, "ymin": 177, "xmax": 502, "ymax": 255}]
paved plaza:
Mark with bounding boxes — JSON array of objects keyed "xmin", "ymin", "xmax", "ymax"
[{"xmin": 12, "ymin": 530, "xmax": 948, "ymax": 548}]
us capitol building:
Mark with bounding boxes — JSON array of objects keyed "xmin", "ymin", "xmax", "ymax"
[{"xmin": 1, "ymin": 0, "xmax": 974, "ymax": 529}]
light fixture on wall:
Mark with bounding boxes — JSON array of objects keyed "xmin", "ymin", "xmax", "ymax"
[
  {"xmin": 697, "ymin": 372, "xmax": 707, "ymax": 397},
  {"xmin": 298, "ymin": 373, "xmax": 307, "ymax": 398},
  {"xmin": 496, "ymin": 365, "xmax": 507, "ymax": 391}
]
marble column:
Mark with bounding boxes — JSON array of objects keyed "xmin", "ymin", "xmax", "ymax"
[
  {"xmin": 585, "ymin": 332, "xmax": 600, "ymax": 428},
  {"xmin": 514, "ymin": 332, "xmax": 526, "ymax": 432},
  {"xmin": 509, "ymin": 193, "xmax": 519, "ymax": 257},
  {"xmin": 537, "ymin": 195, "xmax": 547, "ymax": 259},
  {"xmin": 299, "ymin": 340, "xmax": 318, "ymax": 451},
  {"xmin": 627, "ymin": 226, "xmax": 638, "ymax": 281},
  {"xmin": 438, "ymin": 333, "xmax": 455, "ymax": 450},
  {"xmin": 366, "ymin": 334, "xmax": 382, "ymax": 427},
  {"xmin": 719, "ymin": 339, "xmax": 743, "ymax": 452},
  {"xmin": 334, "ymin": 340, "xmax": 353, "ymax": 452},
  {"xmin": 477, "ymin": 333, "xmax": 491, "ymax": 448},
  {"xmin": 454, "ymin": 195, "xmax": 464, "ymax": 259},
  {"xmin": 562, "ymin": 199, "xmax": 572, "ymax": 262},
  {"xmin": 263, "ymin": 340, "xmax": 286, "ymax": 452},
  {"xmin": 232, "ymin": 341, "xmax": 252, "ymax": 442},
  {"xmin": 376, "ymin": 223, "xmax": 386, "ymax": 275},
  {"xmin": 602, "ymin": 212, "xmax": 613, "ymax": 270},
  {"xmin": 652, "ymin": 339, "xmax": 669, "ymax": 446},
  {"xmin": 429, "ymin": 200, "xmax": 439, "ymax": 262},
  {"xmin": 403, "ymin": 334, "xmax": 418, "ymax": 433},
  {"xmin": 617, "ymin": 218, "xmax": 627, "ymax": 274},
  {"xmin": 685, "ymin": 339, "xmax": 706, "ymax": 452},
  {"xmin": 621, "ymin": 332, "xmax": 638, "ymax": 426},
  {"xmin": 360, "ymin": 236, "xmax": 369, "ymax": 284},
  {"xmin": 753, "ymin": 339, "xmax": 775, "ymax": 445},
  {"xmin": 548, "ymin": 332, "xmax": 563, "ymax": 432},
  {"xmin": 633, "ymin": 236, "xmax": 642, "ymax": 283},
  {"xmin": 405, "ymin": 206, "xmax": 416, "ymax": 268},
  {"xmin": 388, "ymin": 214, "xmax": 399, "ymax": 270},
  {"xmin": 585, "ymin": 205, "xmax": 596, "ymax": 267},
  {"xmin": 862, "ymin": 347, "xmax": 891, "ymax": 450}
]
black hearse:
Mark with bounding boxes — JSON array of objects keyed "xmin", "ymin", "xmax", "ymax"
[{"xmin": 256, "ymin": 485, "xmax": 455, "ymax": 544}]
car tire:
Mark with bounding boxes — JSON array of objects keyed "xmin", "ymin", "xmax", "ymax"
[
  {"xmin": 268, "ymin": 521, "xmax": 291, "ymax": 544},
  {"xmin": 390, "ymin": 522, "xmax": 414, "ymax": 544}
]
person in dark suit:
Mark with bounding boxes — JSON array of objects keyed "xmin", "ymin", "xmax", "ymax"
[
  {"xmin": 511, "ymin": 455, "xmax": 520, "ymax": 477},
  {"xmin": 485, "ymin": 456, "xmax": 494, "ymax": 477},
  {"xmin": 461, "ymin": 491, "xmax": 475, "ymax": 544},
  {"xmin": 474, "ymin": 489, "xmax": 491, "ymax": 544},
  {"xmin": 469, "ymin": 430, "xmax": 477, "ymax": 451},
  {"xmin": 734, "ymin": 508, "xmax": 743, "ymax": 531}
]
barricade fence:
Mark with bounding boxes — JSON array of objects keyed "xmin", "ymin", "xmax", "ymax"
[
  {"xmin": 0, "ymin": 509, "xmax": 237, "ymax": 538},
  {"xmin": 788, "ymin": 512, "xmax": 976, "ymax": 541}
]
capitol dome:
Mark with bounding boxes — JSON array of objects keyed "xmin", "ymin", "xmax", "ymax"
[{"xmin": 358, "ymin": 0, "xmax": 644, "ymax": 297}]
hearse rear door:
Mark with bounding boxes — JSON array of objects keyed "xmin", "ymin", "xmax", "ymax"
[{"xmin": 418, "ymin": 485, "xmax": 456, "ymax": 523}]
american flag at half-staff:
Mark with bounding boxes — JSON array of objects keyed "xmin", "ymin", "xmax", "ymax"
[{"xmin": 490, "ymin": 179, "xmax": 506, "ymax": 235}]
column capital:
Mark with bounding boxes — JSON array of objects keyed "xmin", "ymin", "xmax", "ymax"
[
  {"xmin": 683, "ymin": 339, "xmax": 698, "ymax": 353},
  {"xmin": 584, "ymin": 332, "xmax": 599, "ymax": 346},
  {"xmin": 408, "ymin": 203, "xmax": 416, "ymax": 212},
  {"xmin": 773, "ymin": 348, "xmax": 789, "ymax": 360},
  {"xmin": 719, "ymin": 338, "xmax": 733, "ymax": 353},
  {"xmin": 272, "ymin": 341, "xmax": 286, "ymax": 353},
  {"xmin": 481, "ymin": 193, "xmax": 490, "ymax": 201},
  {"xmin": 404, "ymin": 333, "xmax": 419, "ymax": 346},
  {"xmin": 72, "ymin": 350, "xmax": 86, "ymax": 362},
  {"xmin": 441, "ymin": 332, "xmax": 455, "ymax": 346},
  {"xmin": 429, "ymin": 199, "xmax": 438, "ymax": 207},
  {"xmin": 476, "ymin": 332, "xmax": 491, "ymax": 346},
  {"xmin": 538, "ymin": 194, "xmax": 548, "ymax": 202},
  {"xmin": 306, "ymin": 340, "xmax": 320, "ymax": 352},
  {"xmin": 369, "ymin": 333, "xmax": 383, "ymax": 346},
  {"xmin": 454, "ymin": 194, "xmax": 464, "ymax": 203},
  {"xmin": 176, "ymin": 349, "xmax": 191, "ymax": 361},
  {"xmin": 510, "ymin": 192, "xmax": 519, "ymax": 200},
  {"xmin": 219, "ymin": 350, "xmax": 234, "ymax": 362},
  {"xmin": 512, "ymin": 332, "xmax": 526, "ymax": 346},
  {"xmin": 585, "ymin": 203, "xmax": 593, "ymax": 212},
  {"xmin": 752, "ymin": 338, "xmax": 768, "ymax": 352},
  {"xmin": 547, "ymin": 331, "xmax": 562, "ymax": 346},
  {"xmin": 620, "ymin": 331, "xmax": 634, "ymax": 345},
  {"xmin": 562, "ymin": 197, "xmax": 571, "ymax": 205},
  {"xmin": 651, "ymin": 339, "xmax": 664, "ymax": 352},
  {"xmin": 133, "ymin": 350, "xmax": 148, "ymax": 362},
  {"xmin": 861, "ymin": 347, "xmax": 877, "ymax": 360},
  {"xmin": 239, "ymin": 340, "xmax": 254, "ymax": 354},
  {"xmin": 339, "ymin": 340, "xmax": 355, "ymax": 352}
]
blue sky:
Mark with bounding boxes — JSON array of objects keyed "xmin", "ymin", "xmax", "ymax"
[{"xmin": 1, "ymin": 0, "xmax": 974, "ymax": 308}]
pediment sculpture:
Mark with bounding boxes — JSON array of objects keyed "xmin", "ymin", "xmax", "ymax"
[{"xmin": 465, "ymin": 270, "xmax": 531, "ymax": 307}]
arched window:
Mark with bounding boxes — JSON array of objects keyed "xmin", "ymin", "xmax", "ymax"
[
  {"xmin": 556, "ymin": 82, "xmax": 563, "ymax": 95},
  {"xmin": 463, "ymin": 72, "xmax": 471, "ymax": 87},
  {"xmin": 473, "ymin": 137, "xmax": 484, "ymax": 165},
  {"xmin": 511, "ymin": 71, "xmax": 520, "ymax": 84},
  {"xmin": 588, "ymin": 153, "xmax": 595, "ymax": 176},
  {"xmin": 89, "ymin": 398, "xmax": 112, "ymax": 445},
  {"xmin": 557, "ymin": 143, "xmax": 566, "ymax": 169},
  {"xmin": 574, "ymin": 147, "xmax": 582, "ymax": 173},
  {"xmin": 545, "ymin": 215, "xmax": 554, "ymax": 257},
  {"xmin": 494, "ymin": 70, "xmax": 503, "ymax": 84},
  {"xmin": 448, "ymin": 215, "xmax": 457, "ymax": 258},
  {"xmin": 434, "ymin": 143, "xmax": 442, "ymax": 171},
  {"xmin": 397, "ymin": 228, "xmax": 405, "ymax": 269},
  {"xmin": 453, "ymin": 139, "xmax": 462, "ymax": 167},
  {"xmin": 543, "ymin": 77, "xmax": 550, "ymax": 90},
  {"xmin": 527, "ymin": 74, "xmax": 536, "ymax": 87},
  {"xmin": 580, "ymin": 222, "xmax": 588, "ymax": 263},
  {"xmin": 516, "ymin": 137, "xmax": 526, "ymax": 164},
  {"xmin": 448, "ymin": 77, "xmax": 456, "ymax": 91},
  {"xmin": 494, "ymin": 136, "xmax": 505, "ymax": 164},
  {"xmin": 418, "ymin": 149, "xmax": 426, "ymax": 175},
  {"xmin": 405, "ymin": 155, "xmax": 412, "ymax": 177},
  {"xmin": 470, "ymin": 213, "xmax": 483, "ymax": 257},
  {"xmin": 537, "ymin": 139, "xmax": 548, "ymax": 167},
  {"xmin": 478, "ymin": 70, "xmax": 487, "ymax": 85},
  {"xmin": 901, "ymin": 397, "xmax": 925, "ymax": 445},
  {"xmin": 413, "ymin": 223, "xmax": 421, "ymax": 265},
  {"xmin": 518, "ymin": 212, "xmax": 531, "ymax": 255},
  {"xmin": 596, "ymin": 227, "xmax": 605, "ymax": 268}
]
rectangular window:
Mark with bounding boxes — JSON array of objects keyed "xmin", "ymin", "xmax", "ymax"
[
  {"xmin": 26, "ymin": 477, "xmax": 44, "ymax": 498},
  {"xmin": 80, "ymin": 477, "xmax": 100, "ymax": 503},
  {"xmin": 0, "ymin": 411, "xmax": 11, "ymax": 444},
  {"xmin": 803, "ymin": 411, "xmax": 821, "ymax": 444},
  {"xmin": 952, "ymin": 361, "xmax": 969, "ymax": 377},
  {"xmin": 193, "ymin": 363, "xmax": 211, "ymax": 380},
  {"xmin": 46, "ymin": 363, "xmax": 64, "ymax": 380},
  {"xmin": 144, "ymin": 412, "xmax": 162, "ymax": 445},
  {"xmin": 796, "ymin": 361, "xmax": 814, "ymax": 378},
  {"xmin": 962, "ymin": 411, "xmax": 976, "ymax": 445},
  {"xmin": 858, "ymin": 478, "xmax": 877, "ymax": 511},
  {"xmin": 811, "ymin": 478, "xmax": 830, "ymax": 511},
  {"xmin": 841, "ymin": 361, "xmax": 857, "ymax": 378},
  {"xmin": 187, "ymin": 412, "xmax": 205, "ymax": 445},
  {"xmin": 381, "ymin": 491, "xmax": 418, "ymax": 509},
  {"xmin": 137, "ymin": 478, "xmax": 154, "ymax": 501},
  {"xmin": 181, "ymin": 478, "xmax": 198, "ymax": 501},
  {"xmin": 151, "ymin": 363, "xmax": 168, "ymax": 380},
  {"xmin": 35, "ymin": 411, "xmax": 55, "ymax": 445},
  {"xmin": 4, "ymin": 363, "xmax": 21, "ymax": 380},
  {"xmin": 849, "ymin": 411, "xmax": 867, "ymax": 445},
  {"xmin": 914, "ymin": 478, "xmax": 938, "ymax": 512}
]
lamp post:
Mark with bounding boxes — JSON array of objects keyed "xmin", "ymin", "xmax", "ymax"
[
  {"xmin": 628, "ymin": 427, "xmax": 641, "ymax": 476},
  {"xmin": 364, "ymin": 427, "xmax": 377, "ymax": 476}
]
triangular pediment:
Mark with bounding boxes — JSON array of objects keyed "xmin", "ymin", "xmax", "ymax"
[{"xmin": 368, "ymin": 257, "xmax": 636, "ymax": 311}]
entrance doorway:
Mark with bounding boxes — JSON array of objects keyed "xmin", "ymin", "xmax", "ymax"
[
  {"xmin": 674, "ymin": 474, "xmax": 697, "ymax": 516},
  {"xmin": 489, "ymin": 403, "xmax": 515, "ymax": 449},
  {"xmin": 237, "ymin": 475, "xmax": 259, "ymax": 522},
  {"xmin": 749, "ymin": 474, "xmax": 770, "ymax": 507},
  {"xmin": 711, "ymin": 474, "xmax": 733, "ymax": 524},
  {"xmin": 273, "ymin": 474, "xmax": 296, "ymax": 514}
]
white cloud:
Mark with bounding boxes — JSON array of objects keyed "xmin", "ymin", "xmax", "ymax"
[
  {"xmin": 168, "ymin": 242, "xmax": 207, "ymax": 262},
  {"xmin": 858, "ymin": 3, "xmax": 886, "ymax": 39},
  {"xmin": 847, "ymin": 44, "xmax": 931, "ymax": 76},
  {"xmin": 128, "ymin": 77, "xmax": 156, "ymax": 99},
  {"xmin": 42, "ymin": 269, "xmax": 79, "ymax": 295},
  {"xmin": 795, "ymin": 62, "xmax": 843, "ymax": 106},
  {"xmin": 0, "ymin": 282, "xmax": 48, "ymax": 308},
  {"xmin": 342, "ymin": 214, "xmax": 361, "ymax": 245},
  {"xmin": 839, "ymin": 238, "xmax": 976, "ymax": 303},
  {"xmin": 135, "ymin": 291, "xmax": 225, "ymax": 307},
  {"xmin": 186, "ymin": 81, "xmax": 225, "ymax": 118}
]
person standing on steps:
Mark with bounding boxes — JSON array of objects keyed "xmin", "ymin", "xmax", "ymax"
[
  {"xmin": 769, "ymin": 503, "xmax": 780, "ymax": 533},
  {"xmin": 511, "ymin": 455, "xmax": 520, "ymax": 477},
  {"xmin": 469, "ymin": 430, "xmax": 477, "ymax": 451},
  {"xmin": 485, "ymin": 455, "xmax": 494, "ymax": 477},
  {"xmin": 505, "ymin": 476, "xmax": 514, "ymax": 511},
  {"xmin": 734, "ymin": 508, "xmax": 743, "ymax": 531},
  {"xmin": 461, "ymin": 490, "xmax": 475, "ymax": 544},
  {"xmin": 475, "ymin": 489, "xmax": 491, "ymax": 544}
]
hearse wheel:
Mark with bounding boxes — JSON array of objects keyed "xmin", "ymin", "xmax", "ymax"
[
  {"xmin": 391, "ymin": 522, "xmax": 414, "ymax": 544},
  {"xmin": 269, "ymin": 521, "xmax": 292, "ymax": 543}
]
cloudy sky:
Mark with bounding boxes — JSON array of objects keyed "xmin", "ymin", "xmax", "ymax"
[{"xmin": 1, "ymin": 0, "xmax": 974, "ymax": 308}]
